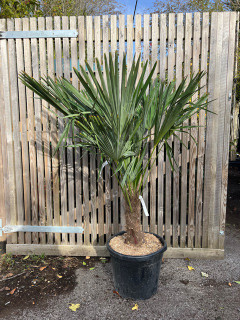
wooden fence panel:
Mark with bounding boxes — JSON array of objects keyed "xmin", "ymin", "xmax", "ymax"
[{"xmin": 0, "ymin": 13, "xmax": 237, "ymax": 258}]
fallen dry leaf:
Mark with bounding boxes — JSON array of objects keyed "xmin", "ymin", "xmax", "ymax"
[
  {"xmin": 85, "ymin": 256, "xmax": 90, "ymax": 260},
  {"xmin": 113, "ymin": 290, "xmax": 120, "ymax": 297},
  {"xmin": 32, "ymin": 301, "xmax": 35, "ymax": 305},
  {"xmin": 228, "ymin": 282, "xmax": 232, "ymax": 287},
  {"xmin": 201, "ymin": 272, "xmax": 209, "ymax": 278},
  {"xmin": 39, "ymin": 266, "xmax": 47, "ymax": 271},
  {"xmin": 57, "ymin": 274, "xmax": 62, "ymax": 278},
  {"xmin": 132, "ymin": 304, "xmax": 138, "ymax": 311},
  {"xmin": 69, "ymin": 303, "xmax": 80, "ymax": 311},
  {"xmin": 100, "ymin": 258, "xmax": 107, "ymax": 263},
  {"xmin": 5, "ymin": 273, "xmax": 13, "ymax": 278},
  {"xmin": 188, "ymin": 266, "xmax": 195, "ymax": 271},
  {"xmin": 10, "ymin": 288, "xmax": 16, "ymax": 295}
]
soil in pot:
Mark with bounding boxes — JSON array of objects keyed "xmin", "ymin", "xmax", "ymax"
[{"xmin": 109, "ymin": 233, "xmax": 162, "ymax": 256}]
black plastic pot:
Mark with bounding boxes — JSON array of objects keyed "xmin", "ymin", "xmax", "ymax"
[{"xmin": 107, "ymin": 231, "xmax": 167, "ymax": 300}]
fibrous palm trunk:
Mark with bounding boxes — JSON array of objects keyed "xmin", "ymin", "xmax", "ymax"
[{"xmin": 125, "ymin": 193, "xmax": 145, "ymax": 245}]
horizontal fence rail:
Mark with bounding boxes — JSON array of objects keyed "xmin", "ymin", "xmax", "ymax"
[{"xmin": 0, "ymin": 12, "xmax": 238, "ymax": 258}]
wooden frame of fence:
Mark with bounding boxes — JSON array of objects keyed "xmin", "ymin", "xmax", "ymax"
[{"xmin": 0, "ymin": 12, "xmax": 238, "ymax": 258}]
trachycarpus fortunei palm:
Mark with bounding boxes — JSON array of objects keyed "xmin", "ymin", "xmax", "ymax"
[{"xmin": 20, "ymin": 52, "xmax": 208, "ymax": 246}]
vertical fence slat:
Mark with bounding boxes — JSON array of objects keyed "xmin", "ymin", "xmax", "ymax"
[
  {"xmin": 143, "ymin": 14, "xmax": 150, "ymax": 232},
  {"xmin": 119, "ymin": 14, "xmax": 125, "ymax": 89},
  {"xmin": 173, "ymin": 13, "xmax": 183, "ymax": 247},
  {"xmin": 203, "ymin": 13, "xmax": 222, "ymax": 249},
  {"xmin": 159, "ymin": 14, "xmax": 167, "ymax": 81},
  {"xmin": 195, "ymin": 12, "xmax": 209, "ymax": 248},
  {"xmin": 219, "ymin": 12, "xmax": 237, "ymax": 249},
  {"xmin": 0, "ymin": 124, "xmax": 6, "ymax": 244},
  {"xmin": 70, "ymin": 16, "xmax": 82, "ymax": 245},
  {"xmin": 38, "ymin": 17, "xmax": 53, "ymax": 244},
  {"xmin": 82, "ymin": 150, "xmax": 90, "ymax": 245},
  {"xmin": 127, "ymin": 15, "xmax": 133, "ymax": 76},
  {"xmin": 150, "ymin": 13, "xmax": 158, "ymax": 234},
  {"xmin": 79, "ymin": 16, "xmax": 85, "ymax": 89},
  {"xmin": 111, "ymin": 15, "xmax": 119, "ymax": 235},
  {"xmin": 165, "ymin": 13, "xmax": 175, "ymax": 246},
  {"xmin": 94, "ymin": 15, "xmax": 101, "ymax": 76},
  {"xmin": 143, "ymin": 14, "xmax": 150, "ymax": 79},
  {"xmin": 54, "ymin": 16, "xmax": 67, "ymax": 244},
  {"xmin": 70, "ymin": 16, "xmax": 78, "ymax": 243},
  {"xmin": 135, "ymin": 14, "xmax": 141, "ymax": 83},
  {"xmin": 1, "ymin": 19, "xmax": 18, "ymax": 245},
  {"xmin": 15, "ymin": 18, "xmax": 31, "ymax": 245},
  {"xmin": 69, "ymin": 16, "xmax": 78, "ymax": 245},
  {"xmin": 119, "ymin": 14, "xmax": 125, "ymax": 232},
  {"xmin": 78, "ymin": 16, "xmax": 85, "ymax": 246},
  {"xmin": 46, "ymin": 17, "xmax": 60, "ymax": 244},
  {"xmin": 180, "ymin": 13, "xmax": 192, "ymax": 248},
  {"xmin": 90, "ymin": 145, "xmax": 97, "ymax": 245},
  {"xmin": 97, "ymin": 154, "xmax": 104, "ymax": 244},
  {"xmin": 188, "ymin": 12, "xmax": 201, "ymax": 248},
  {"xmin": 210, "ymin": 12, "xmax": 223, "ymax": 249},
  {"xmin": 7, "ymin": 19, "xmax": 25, "ymax": 244},
  {"xmin": 30, "ymin": 17, "xmax": 46, "ymax": 244},
  {"xmin": 87, "ymin": 15, "xmax": 97, "ymax": 245},
  {"xmin": 111, "ymin": 15, "xmax": 117, "ymax": 54},
  {"xmin": 102, "ymin": 15, "xmax": 111, "ymax": 240},
  {"xmin": 158, "ymin": 14, "xmax": 166, "ymax": 237},
  {"xmin": 22, "ymin": 18, "xmax": 38, "ymax": 244},
  {"xmin": 86, "ymin": 16, "xmax": 94, "ymax": 245},
  {"xmin": 0, "ymin": 19, "xmax": 11, "ymax": 244},
  {"xmin": 81, "ymin": 17, "xmax": 90, "ymax": 246},
  {"xmin": 62, "ymin": 16, "xmax": 74, "ymax": 245},
  {"xmin": 213, "ymin": 12, "xmax": 230, "ymax": 249},
  {"xmin": 94, "ymin": 16, "xmax": 104, "ymax": 244}
]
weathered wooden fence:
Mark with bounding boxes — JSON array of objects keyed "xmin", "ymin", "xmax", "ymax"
[{"xmin": 0, "ymin": 12, "xmax": 238, "ymax": 258}]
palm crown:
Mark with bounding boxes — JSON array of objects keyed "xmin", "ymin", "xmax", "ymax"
[{"xmin": 20, "ymin": 52, "xmax": 208, "ymax": 245}]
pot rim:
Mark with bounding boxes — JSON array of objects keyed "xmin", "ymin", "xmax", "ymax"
[{"xmin": 106, "ymin": 231, "xmax": 167, "ymax": 261}]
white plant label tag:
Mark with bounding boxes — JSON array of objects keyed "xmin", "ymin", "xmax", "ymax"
[
  {"xmin": 139, "ymin": 195, "xmax": 149, "ymax": 216},
  {"xmin": 99, "ymin": 160, "xmax": 108, "ymax": 177}
]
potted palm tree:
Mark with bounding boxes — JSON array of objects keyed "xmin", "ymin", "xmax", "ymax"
[{"xmin": 20, "ymin": 52, "xmax": 208, "ymax": 300}]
